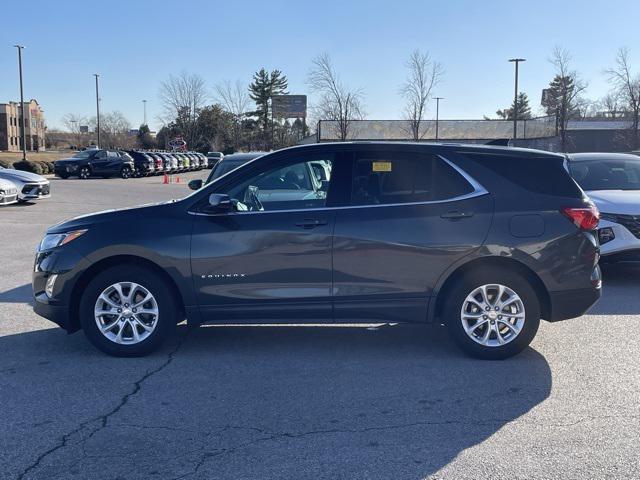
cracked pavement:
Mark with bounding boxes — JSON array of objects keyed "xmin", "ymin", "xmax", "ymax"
[{"xmin": 1, "ymin": 173, "xmax": 639, "ymax": 479}]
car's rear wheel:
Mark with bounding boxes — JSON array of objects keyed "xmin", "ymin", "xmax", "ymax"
[
  {"xmin": 80, "ymin": 265, "xmax": 178, "ymax": 356},
  {"xmin": 58, "ymin": 173, "xmax": 69, "ymax": 179},
  {"xmin": 78, "ymin": 166, "xmax": 91, "ymax": 179},
  {"xmin": 443, "ymin": 268, "xmax": 540, "ymax": 360},
  {"xmin": 121, "ymin": 166, "xmax": 132, "ymax": 179}
]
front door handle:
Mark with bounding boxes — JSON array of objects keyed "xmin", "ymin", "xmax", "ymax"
[
  {"xmin": 295, "ymin": 219, "xmax": 328, "ymax": 229},
  {"xmin": 440, "ymin": 211, "xmax": 474, "ymax": 220}
]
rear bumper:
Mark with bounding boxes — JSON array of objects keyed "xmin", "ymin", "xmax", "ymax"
[{"xmin": 546, "ymin": 267, "xmax": 602, "ymax": 321}]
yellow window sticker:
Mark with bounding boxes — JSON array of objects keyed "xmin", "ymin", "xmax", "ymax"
[{"xmin": 372, "ymin": 161, "xmax": 392, "ymax": 172}]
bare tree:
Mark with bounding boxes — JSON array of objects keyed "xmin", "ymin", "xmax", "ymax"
[
  {"xmin": 88, "ymin": 111, "xmax": 132, "ymax": 148},
  {"xmin": 62, "ymin": 113, "xmax": 88, "ymax": 147},
  {"xmin": 599, "ymin": 92, "xmax": 623, "ymax": 118},
  {"xmin": 214, "ymin": 79, "xmax": 250, "ymax": 150},
  {"xmin": 308, "ymin": 53, "xmax": 365, "ymax": 141},
  {"xmin": 606, "ymin": 47, "xmax": 640, "ymax": 149},
  {"xmin": 158, "ymin": 71, "xmax": 207, "ymax": 148},
  {"xmin": 400, "ymin": 49, "xmax": 443, "ymax": 140},
  {"xmin": 547, "ymin": 47, "xmax": 587, "ymax": 151}
]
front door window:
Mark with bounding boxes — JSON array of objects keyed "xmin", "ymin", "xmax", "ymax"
[{"xmin": 225, "ymin": 158, "xmax": 333, "ymax": 212}]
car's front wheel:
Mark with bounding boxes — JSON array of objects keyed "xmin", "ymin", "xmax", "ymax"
[
  {"xmin": 121, "ymin": 166, "xmax": 132, "ymax": 179},
  {"xmin": 80, "ymin": 265, "xmax": 178, "ymax": 356},
  {"xmin": 444, "ymin": 268, "xmax": 540, "ymax": 360},
  {"xmin": 78, "ymin": 166, "xmax": 91, "ymax": 179}
]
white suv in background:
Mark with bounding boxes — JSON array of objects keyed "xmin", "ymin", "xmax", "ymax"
[{"xmin": 568, "ymin": 152, "xmax": 640, "ymax": 262}]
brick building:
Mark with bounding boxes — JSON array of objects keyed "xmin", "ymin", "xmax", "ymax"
[{"xmin": 0, "ymin": 99, "xmax": 46, "ymax": 151}]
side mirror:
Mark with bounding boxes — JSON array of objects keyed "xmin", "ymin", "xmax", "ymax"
[
  {"xmin": 188, "ymin": 179, "xmax": 203, "ymax": 191},
  {"xmin": 203, "ymin": 193, "xmax": 232, "ymax": 213}
]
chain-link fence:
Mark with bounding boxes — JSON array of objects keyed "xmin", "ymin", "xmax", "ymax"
[{"xmin": 317, "ymin": 116, "xmax": 557, "ymax": 142}]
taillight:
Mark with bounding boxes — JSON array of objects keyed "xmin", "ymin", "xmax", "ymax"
[{"xmin": 561, "ymin": 205, "xmax": 600, "ymax": 231}]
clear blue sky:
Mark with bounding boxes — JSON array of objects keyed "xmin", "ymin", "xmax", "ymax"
[{"xmin": 1, "ymin": 0, "xmax": 638, "ymax": 132}]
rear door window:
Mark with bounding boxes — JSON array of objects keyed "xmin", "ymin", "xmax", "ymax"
[{"xmin": 351, "ymin": 152, "xmax": 474, "ymax": 206}]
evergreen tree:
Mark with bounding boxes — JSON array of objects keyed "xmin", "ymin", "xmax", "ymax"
[
  {"xmin": 248, "ymin": 68, "xmax": 288, "ymax": 147},
  {"xmin": 136, "ymin": 124, "xmax": 156, "ymax": 149},
  {"xmin": 496, "ymin": 92, "xmax": 532, "ymax": 120}
]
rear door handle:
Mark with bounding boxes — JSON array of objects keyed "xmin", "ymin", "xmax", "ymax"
[
  {"xmin": 440, "ymin": 211, "xmax": 474, "ymax": 220},
  {"xmin": 295, "ymin": 219, "xmax": 328, "ymax": 229}
]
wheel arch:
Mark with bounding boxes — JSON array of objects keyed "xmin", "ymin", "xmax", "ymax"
[
  {"xmin": 431, "ymin": 256, "xmax": 551, "ymax": 323},
  {"xmin": 68, "ymin": 254, "xmax": 186, "ymax": 332}
]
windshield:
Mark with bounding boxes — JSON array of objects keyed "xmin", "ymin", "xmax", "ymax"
[
  {"xmin": 72, "ymin": 151, "xmax": 95, "ymax": 159},
  {"xmin": 570, "ymin": 158, "xmax": 640, "ymax": 191},
  {"xmin": 208, "ymin": 161, "xmax": 244, "ymax": 182}
]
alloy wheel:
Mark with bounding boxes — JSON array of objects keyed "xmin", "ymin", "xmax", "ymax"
[
  {"xmin": 460, "ymin": 284, "xmax": 525, "ymax": 347},
  {"xmin": 94, "ymin": 282, "xmax": 159, "ymax": 344},
  {"xmin": 79, "ymin": 167, "xmax": 90, "ymax": 179}
]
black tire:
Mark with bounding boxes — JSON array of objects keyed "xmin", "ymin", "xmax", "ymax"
[
  {"xmin": 443, "ymin": 267, "xmax": 540, "ymax": 360},
  {"xmin": 121, "ymin": 166, "xmax": 132, "ymax": 179},
  {"xmin": 78, "ymin": 166, "xmax": 91, "ymax": 179},
  {"xmin": 80, "ymin": 265, "xmax": 178, "ymax": 357},
  {"xmin": 58, "ymin": 173, "xmax": 70, "ymax": 179}
]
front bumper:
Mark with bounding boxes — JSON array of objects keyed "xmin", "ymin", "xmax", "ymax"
[
  {"xmin": 33, "ymin": 292, "xmax": 74, "ymax": 331},
  {"xmin": 19, "ymin": 182, "xmax": 50, "ymax": 200},
  {"xmin": 598, "ymin": 218, "xmax": 640, "ymax": 258},
  {"xmin": 32, "ymin": 246, "xmax": 89, "ymax": 333}
]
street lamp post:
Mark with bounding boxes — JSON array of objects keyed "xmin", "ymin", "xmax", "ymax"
[
  {"xmin": 142, "ymin": 99, "xmax": 147, "ymax": 126},
  {"xmin": 93, "ymin": 74, "xmax": 101, "ymax": 148},
  {"xmin": 508, "ymin": 58, "xmax": 526, "ymax": 140},
  {"xmin": 14, "ymin": 45, "xmax": 27, "ymax": 161},
  {"xmin": 434, "ymin": 97, "xmax": 444, "ymax": 140}
]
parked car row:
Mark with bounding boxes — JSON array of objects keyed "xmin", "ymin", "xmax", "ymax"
[
  {"xmin": 0, "ymin": 166, "xmax": 51, "ymax": 205},
  {"xmin": 53, "ymin": 149, "xmax": 212, "ymax": 180},
  {"xmin": 127, "ymin": 151, "xmax": 212, "ymax": 177}
]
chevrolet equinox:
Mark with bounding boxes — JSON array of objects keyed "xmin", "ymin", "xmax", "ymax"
[{"xmin": 33, "ymin": 143, "xmax": 602, "ymax": 359}]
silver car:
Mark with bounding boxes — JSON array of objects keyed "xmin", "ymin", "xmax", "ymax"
[
  {"xmin": 0, "ymin": 166, "xmax": 50, "ymax": 203},
  {"xmin": 568, "ymin": 152, "xmax": 640, "ymax": 262},
  {"xmin": 0, "ymin": 178, "xmax": 19, "ymax": 205}
]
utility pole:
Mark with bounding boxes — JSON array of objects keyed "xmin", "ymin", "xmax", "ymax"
[
  {"xmin": 508, "ymin": 58, "xmax": 526, "ymax": 140},
  {"xmin": 434, "ymin": 97, "xmax": 444, "ymax": 140},
  {"xmin": 142, "ymin": 99, "xmax": 147, "ymax": 126},
  {"xmin": 93, "ymin": 74, "xmax": 101, "ymax": 148},
  {"xmin": 14, "ymin": 45, "xmax": 27, "ymax": 161}
]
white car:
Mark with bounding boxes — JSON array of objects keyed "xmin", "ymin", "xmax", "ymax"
[
  {"xmin": 0, "ymin": 166, "xmax": 50, "ymax": 203},
  {"xmin": 568, "ymin": 153, "xmax": 640, "ymax": 262},
  {"xmin": 0, "ymin": 178, "xmax": 19, "ymax": 205}
]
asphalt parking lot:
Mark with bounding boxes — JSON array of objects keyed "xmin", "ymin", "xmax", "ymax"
[{"xmin": 1, "ymin": 172, "xmax": 639, "ymax": 480}]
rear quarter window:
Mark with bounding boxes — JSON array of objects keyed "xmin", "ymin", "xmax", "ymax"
[{"xmin": 462, "ymin": 152, "xmax": 583, "ymax": 197}]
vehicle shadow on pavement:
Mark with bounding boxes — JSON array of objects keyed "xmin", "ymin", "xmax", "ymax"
[
  {"xmin": 0, "ymin": 283, "xmax": 32, "ymax": 305},
  {"xmin": 0, "ymin": 324, "xmax": 552, "ymax": 480},
  {"xmin": 590, "ymin": 262, "xmax": 640, "ymax": 315}
]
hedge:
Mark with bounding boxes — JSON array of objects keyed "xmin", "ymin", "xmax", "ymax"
[{"xmin": 13, "ymin": 161, "xmax": 44, "ymax": 175}]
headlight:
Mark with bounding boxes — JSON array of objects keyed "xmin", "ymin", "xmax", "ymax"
[
  {"xmin": 67, "ymin": 164, "xmax": 78, "ymax": 171},
  {"xmin": 39, "ymin": 229, "xmax": 87, "ymax": 251}
]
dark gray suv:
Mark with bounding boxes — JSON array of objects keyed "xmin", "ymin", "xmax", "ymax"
[{"xmin": 33, "ymin": 143, "xmax": 601, "ymax": 359}]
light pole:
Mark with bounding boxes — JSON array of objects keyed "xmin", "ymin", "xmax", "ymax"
[
  {"xmin": 434, "ymin": 97, "xmax": 444, "ymax": 140},
  {"xmin": 93, "ymin": 74, "xmax": 101, "ymax": 148},
  {"xmin": 508, "ymin": 58, "xmax": 525, "ymax": 140},
  {"xmin": 142, "ymin": 99, "xmax": 147, "ymax": 126},
  {"xmin": 14, "ymin": 45, "xmax": 27, "ymax": 161}
]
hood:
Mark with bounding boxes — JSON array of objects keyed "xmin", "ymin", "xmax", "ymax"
[
  {"xmin": 585, "ymin": 190, "xmax": 640, "ymax": 215},
  {"xmin": 0, "ymin": 168, "xmax": 46, "ymax": 182},
  {"xmin": 47, "ymin": 199, "xmax": 179, "ymax": 233},
  {"xmin": 54, "ymin": 157, "xmax": 84, "ymax": 165},
  {"xmin": 0, "ymin": 178, "xmax": 18, "ymax": 190}
]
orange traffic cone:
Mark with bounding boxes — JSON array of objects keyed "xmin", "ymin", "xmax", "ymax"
[
  {"xmin": 176, "ymin": 176, "xmax": 181, "ymax": 184},
  {"xmin": 163, "ymin": 173, "xmax": 169, "ymax": 184}
]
